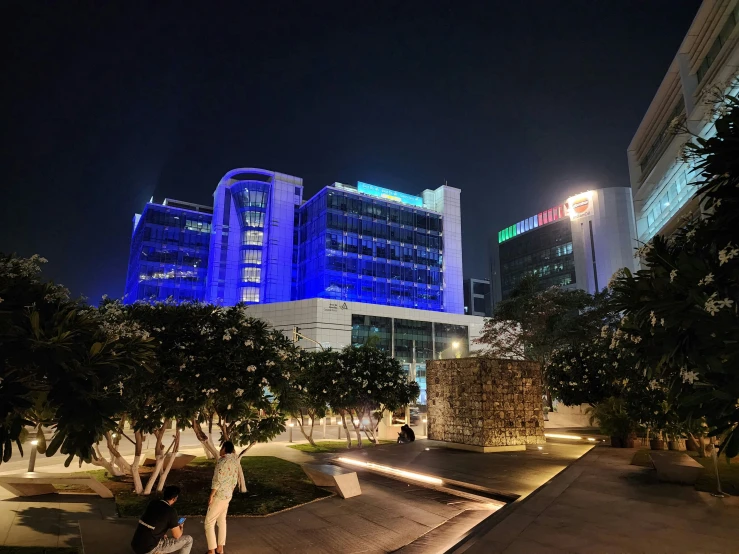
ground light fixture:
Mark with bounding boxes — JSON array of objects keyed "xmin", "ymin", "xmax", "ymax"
[
  {"xmin": 288, "ymin": 422, "xmax": 294, "ymax": 443},
  {"xmin": 336, "ymin": 457, "xmax": 443, "ymax": 486},
  {"xmin": 544, "ymin": 433, "xmax": 583, "ymax": 440}
]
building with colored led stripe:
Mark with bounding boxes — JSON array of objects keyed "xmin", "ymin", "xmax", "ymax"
[
  {"xmin": 628, "ymin": 0, "xmax": 739, "ymax": 244},
  {"xmin": 490, "ymin": 188, "xmax": 638, "ymax": 307}
]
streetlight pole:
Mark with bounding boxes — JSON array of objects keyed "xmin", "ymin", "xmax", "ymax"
[{"xmin": 406, "ymin": 340, "xmax": 416, "ymax": 425}]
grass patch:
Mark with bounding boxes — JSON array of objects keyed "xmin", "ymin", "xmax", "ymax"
[
  {"xmin": 288, "ymin": 440, "xmax": 395, "ymax": 453},
  {"xmin": 0, "ymin": 546, "xmax": 81, "ymax": 554},
  {"xmin": 66, "ymin": 456, "xmax": 330, "ymax": 516},
  {"xmin": 630, "ymin": 448, "xmax": 739, "ymax": 495}
]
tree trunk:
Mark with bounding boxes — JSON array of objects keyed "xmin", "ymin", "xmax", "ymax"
[
  {"xmin": 157, "ymin": 428, "xmax": 181, "ymax": 492},
  {"xmin": 131, "ymin": 431, "xmax": 144, "ymax": 495},
  {"xmin": 105, "ymin": 432, "xmax": 131, "ymax": 474},
  {"xmin": 350, "ymin": 410, "xmax": 363, "ymax": 448},
  {"xmin": 143, "ymin": 425, "xmax": 166, "ymax": 495},
  {"xmin": 193, "ymin": 417, "xmax": 219, "ymax": 459},
  {"xmin": 339, "ymin": 411, "xmax": 352, "ymax": 447},
  {"xmin": 91, "ymin": 443, "xmax": 123, "ymax": 477},
  {"xmin": 296, "ymin": 410, "xmax": 318, "ymax": 446},
  {"xmin": 236, "ymin": 445, "xmax": 253, "ymax": 494}
]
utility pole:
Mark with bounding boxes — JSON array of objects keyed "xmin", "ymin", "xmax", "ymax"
[{"xmin": 405, "ymin": 340, "xmax": 416, "ymax": 426}]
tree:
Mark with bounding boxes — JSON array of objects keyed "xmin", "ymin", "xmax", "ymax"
[
  {"xmin": 0, "ymin": 254, "xmax": 155, "ymax": 469},
  {"xmin": 477, "ymin": 275, "xmax": 605, "ymax": 405},
  {"xmin": 286, "ymin": 350, "xmax": 333, "ymax": 446},
  {"xmin": 319, "ymin": 345, "xmax": 419, "ymax": 448},
  {"xmin": 611, "ymin": 93, "xmax": 739, "ymax": 460}
]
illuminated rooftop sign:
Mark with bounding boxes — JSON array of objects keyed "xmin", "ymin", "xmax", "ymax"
[
  {"xmin": 565, "ymin": 191, "xmax": 593, "ymax": 220},
  {"xmin": 357, "ymin": 182, "xmax": 424, "ymax": 208},
  {"xmin": 498, "ymin": 204, "xmax": 566, "ymax": 243}
]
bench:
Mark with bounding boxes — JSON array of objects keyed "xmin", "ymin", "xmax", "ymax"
[
  {"xmin": 143, "ymin": 453, "xmax": 196, "ymax": 470},
  {"xmin": 0, "ymin": 472, "xmax": 113, "ymax": 498},
  {"xmin": 650, "ymin": 451, "xmax": 704, "ymax": 485},
  {"xmin": 302, "ymin": 464, "xmax": 361, "ymax": 499}
]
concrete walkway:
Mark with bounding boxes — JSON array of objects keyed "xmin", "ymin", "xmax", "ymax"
[
  {"xmin": 79, "ymin": 471, "xmax": 489, "ymax": 554},
  {"xmin": 455, "ymin": 446, "xmax": 739, "ymax": 553}
]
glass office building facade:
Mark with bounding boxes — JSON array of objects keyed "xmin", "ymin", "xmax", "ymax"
[
  {"xmin": 490, "ymin": 188, "xmax": 637, "ymax": 308},
  {"xmin": 350, "ymin": 313, "xmax": 470, "ymax": 404},
  {"xmin": 498, "ymin": 218, "xmax": 575, "ymax": 299},
  {"xmin": 296, "ymin": 185, "xmax": 445, "ymax": 311},
  {"xmin": 125, "ymin": 169, "xmax": 465, "ymax": 314},
  {"xmin": 124, "ymin": 199, "xmax": 213, "ymax": 303}
]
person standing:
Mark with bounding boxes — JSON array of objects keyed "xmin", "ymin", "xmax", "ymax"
[
  {"xmin": 131, "ymin": 485, "xmax": 193, "ymax": 554},
  {"xmin": 205, "ymin": 441, "xmax": 239, "ymax": 554}
]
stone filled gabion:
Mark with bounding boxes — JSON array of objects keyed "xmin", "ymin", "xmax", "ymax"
[{"xmin": 426, "ymin": 358, "xmax": 546, "ymax": 447}]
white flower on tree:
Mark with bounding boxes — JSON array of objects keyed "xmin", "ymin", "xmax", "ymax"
[
  {"xmin": 698, "ymin": 273, "xmax": 715, "ymax": 286},
  {"xmin": 669, "ymin": 269, "xmax": 678, "ymax": 283},
  {"xmin": 719, "ymin": 242, "xmax": 739, "ymax": 265}
]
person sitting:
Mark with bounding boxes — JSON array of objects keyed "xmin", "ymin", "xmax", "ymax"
[
  {"xmin": 131, "ymin": 485, "xmax": 193, "ymax": 554},
  {"xmin": 397, "ymin": 424, "xmax": 416, "ymax": 444}
]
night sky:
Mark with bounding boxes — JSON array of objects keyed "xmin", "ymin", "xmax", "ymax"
[{"xmin": 2, "ymin": 1, "xmax": 701, "ymax": 302}]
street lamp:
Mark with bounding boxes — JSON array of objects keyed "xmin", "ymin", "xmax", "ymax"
[
  {"xmin": 438, "ymin": 341, "xmax": 462, "ymax": 359},
  {"xmin": 288, "ymin": 422, "xmax": 295, "ymax": 443}
]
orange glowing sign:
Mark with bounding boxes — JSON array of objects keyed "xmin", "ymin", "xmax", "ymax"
[{"xmin": 566, "ymin": 191, "xmax": 593, "ymax": 220}]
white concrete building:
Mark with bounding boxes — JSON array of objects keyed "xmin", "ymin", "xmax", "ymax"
[
  {"xmin": 246, "ymin": 298, "xmax": 485, "ymax": 404},
  {"xmin": 628, "ymin": 0, "xmax": 739, "ymax": 244}
]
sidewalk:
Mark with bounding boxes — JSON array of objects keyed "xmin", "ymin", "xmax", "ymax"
[
  {"xmin": 0, "ymin": 440, "xmax": 484, "ymax": 553},
  {"xmin": 456, "ymin": 446, "xmax": 739, "ymax": 553}
]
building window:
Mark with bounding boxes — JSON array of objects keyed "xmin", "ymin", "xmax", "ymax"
[
  {"xmin": 242, "ymin": 230, "xmax": 264, "ymax": 246},
  {"xmin": 240, "ymin": 287, "xmax": 260, "ymax": 303},
  {"xmin": 241, "ymin": 267, "xmax": 261, "ymax": 282},
  {"xmin": 241, "ymin": 249, "xmax": 262, "ymax": 265}
]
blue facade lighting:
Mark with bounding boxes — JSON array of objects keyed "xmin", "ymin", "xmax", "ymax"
[{"xmin": 125, "ymin": 170, "xmax": 459, "ymax": 313}]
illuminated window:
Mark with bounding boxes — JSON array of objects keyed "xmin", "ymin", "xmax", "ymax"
[
  {"xmin": 241, "ymin": 249, "xmax": 262, "ymax": 265},
  {"xmin": 240, "ymin": 287, "xmax": 260, "ymax": 303},
  {"xmin": 241, "ymin": 210, "xmax": 264, "ymax": 228},
  {"xmin": 242, "ymin": 230, "xmax": 263, "ymax": 246},
  {"xmin": 241, "ymin": 267, "xmax": 261, "ymax": 282}
]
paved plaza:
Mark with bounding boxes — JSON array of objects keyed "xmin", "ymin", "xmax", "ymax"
[
  {"xmin": 455, "ymin": 447, "xmax": 739, "ymax": 553},
  {"xmin": 1, "ymin": 439, "xmax": 738, "ymax": 553}
]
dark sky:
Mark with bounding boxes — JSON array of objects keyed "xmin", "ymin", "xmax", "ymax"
[{"xmin": 3, "ymin": 1, "xmax": 701, "ymax": 302}]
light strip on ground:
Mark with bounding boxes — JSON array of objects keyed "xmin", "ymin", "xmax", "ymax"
[
  {"xmin": 336, "ymin": 457, "xmax": 443, "ymax": 485},
  {"xmin": 544, "ymin": 433, "xmax": 583, "ymax": 440}
]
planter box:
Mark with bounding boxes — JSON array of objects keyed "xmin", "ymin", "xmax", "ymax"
[{"xmin": 650, "ymin": 451, "xmax": 704, "ymax": 485}]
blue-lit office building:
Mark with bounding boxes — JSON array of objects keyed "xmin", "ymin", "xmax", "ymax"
[
  {"xmin": 125, "ymin": 168, "xmax": 466, "ymax": 314},
  {"xmin": 125, "ymin": 168, "xmax": 482, "ymax": 404}
]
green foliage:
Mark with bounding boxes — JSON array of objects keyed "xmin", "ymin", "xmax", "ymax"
[
  {"xmin": 611, "ymin": 93, "xmax": 739, "ymax": 459},
  {"xmin": 586, "ymin": 397, "xmax": 636, "ymax": 438},
  {"xmin": 0, "ymin": 254, "xmax": 155, "ymax": 466},
  {"xmin": 477, "ymin": 275, "xmax": 599, "ymax": 368}
]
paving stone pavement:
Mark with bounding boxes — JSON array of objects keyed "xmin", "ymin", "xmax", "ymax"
[
  {"xmin": 79, "ymin": 473, "xmax": 493, "ymax": 554},
  {"xmin": 455, "ymin": 446, "xmax": 739, "ymax": 554}
]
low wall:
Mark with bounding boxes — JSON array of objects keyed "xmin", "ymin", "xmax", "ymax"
[{"xmin": 426, "ymin": 357, "xmax": 546, "ymax": 452}]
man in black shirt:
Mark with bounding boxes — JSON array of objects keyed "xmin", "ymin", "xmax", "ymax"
[{"xmin": 131, "ymin": 485, "xmax": 193, "ymax": 554}]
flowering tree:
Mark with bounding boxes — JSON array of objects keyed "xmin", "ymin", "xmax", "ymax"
[
  {"xmin": 478, "ymin": 275, "xmax": 605, "ymax": 406},
  {"xmin": 101, "ymin": 301, "xmax": 298, "ymax": 494},
  {"xmin": 319, "ymin": 345, "xmax": 419, "ymax": 448},
  {"xmin": 286, "ymin": 350, "xmax": 333, "ymax": 446},
  {"xmin": 611, "ymin": 93, "xmax": 739, "ymax": 460},
  {"xmin": 0, "ymin": 254, "xmax": 154, "ymax": 469}
]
